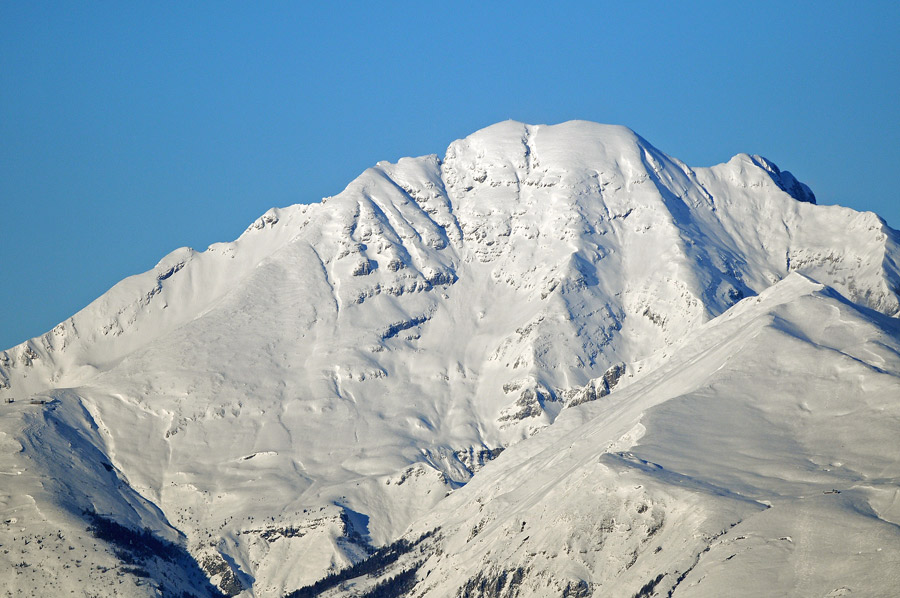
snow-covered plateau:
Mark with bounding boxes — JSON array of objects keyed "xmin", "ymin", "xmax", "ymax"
[{"xmin": 1, "ymin": 120, "xmax": 898, "ymax": 597}]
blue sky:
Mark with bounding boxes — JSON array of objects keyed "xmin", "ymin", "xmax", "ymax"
[{"xmin": 2, "ymin": 2, "xmax": 898, "ymax": 350}]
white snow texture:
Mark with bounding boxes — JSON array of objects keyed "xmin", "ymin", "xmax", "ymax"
[{"xmin": 1, "ymin": 121, "xmax": 898, "ymax": 597}]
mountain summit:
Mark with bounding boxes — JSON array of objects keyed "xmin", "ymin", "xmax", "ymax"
[{"xmin": 1, "ymin": 121, "xmax": 898, "ymax": 597}]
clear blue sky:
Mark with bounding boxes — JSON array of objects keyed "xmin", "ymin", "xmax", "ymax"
[{"xmin": 2, "ymin": 2, "xmax": 898, "ymax": 350}]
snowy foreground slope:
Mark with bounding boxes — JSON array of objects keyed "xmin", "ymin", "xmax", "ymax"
[
  {"xmin": 318, "ymin": 274, "xmax": 900, "ymax": 598},
  {"xmin": 1, "ymin": 120, "xmax": 898, "ymax": 597}
]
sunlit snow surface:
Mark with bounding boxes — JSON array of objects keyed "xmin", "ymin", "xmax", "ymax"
[{"xmin": 1, "ymin": 121, "xmax": 898, "ymax": 597}]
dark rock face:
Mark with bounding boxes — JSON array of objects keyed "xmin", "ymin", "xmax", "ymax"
[
  {"xmin": 457, "ymin": 566, "xmax": 527, "ymax": 598},
  {"xmin": 567, "ymin": 362, "xmax": 626, "ymax": 408}
]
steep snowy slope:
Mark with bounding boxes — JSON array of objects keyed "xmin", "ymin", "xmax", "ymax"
[
  {"xmin": 1, "ymin": 121, "xmax": 898, "ymax": 596},
  {"xmin": 317, "ymin": 274, "xmax": 900, "ymax": 597},
  {"xmin": 0, "ymin": 394, "xmax": 229, "ymax": 597}
]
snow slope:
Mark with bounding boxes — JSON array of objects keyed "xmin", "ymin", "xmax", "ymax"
[
  {"xmin": 1, "ymin": 120, "xmax": 898, "ymax": 597},
  {"xmin": 325, "ymin": 273, "xmax": 900, "ymax": 597}
]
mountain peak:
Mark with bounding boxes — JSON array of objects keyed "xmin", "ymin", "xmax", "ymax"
[
  {"xmin": 729, "ymin": 153, "xmax": 817, "ymax": 204},
  {"xmin": 2, "ymin": 120, "xmax": 898, "ymax": 597}
]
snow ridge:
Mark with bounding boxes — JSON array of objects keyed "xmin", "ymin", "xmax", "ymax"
[{"xmin": 1, "ymin": 120, "xmax": 898, "ymax": 597}]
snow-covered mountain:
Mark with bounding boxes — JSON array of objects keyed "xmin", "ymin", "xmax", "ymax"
[
  {"xmin": 317, "ymin": 273, "xmax": 900, "ymax": 598},
  {"xmin": 1, "ymin": 120, "xmax": 898, "ymax": 597}
]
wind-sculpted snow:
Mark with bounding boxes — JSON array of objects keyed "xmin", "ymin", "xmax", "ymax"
[
  {"xmin": 319, "ymin": 275, "xmax": 900, "ymax": 597},
  {"xmin": 1, "ymin": 120, "xmax": 898, "ymax": 596}
]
